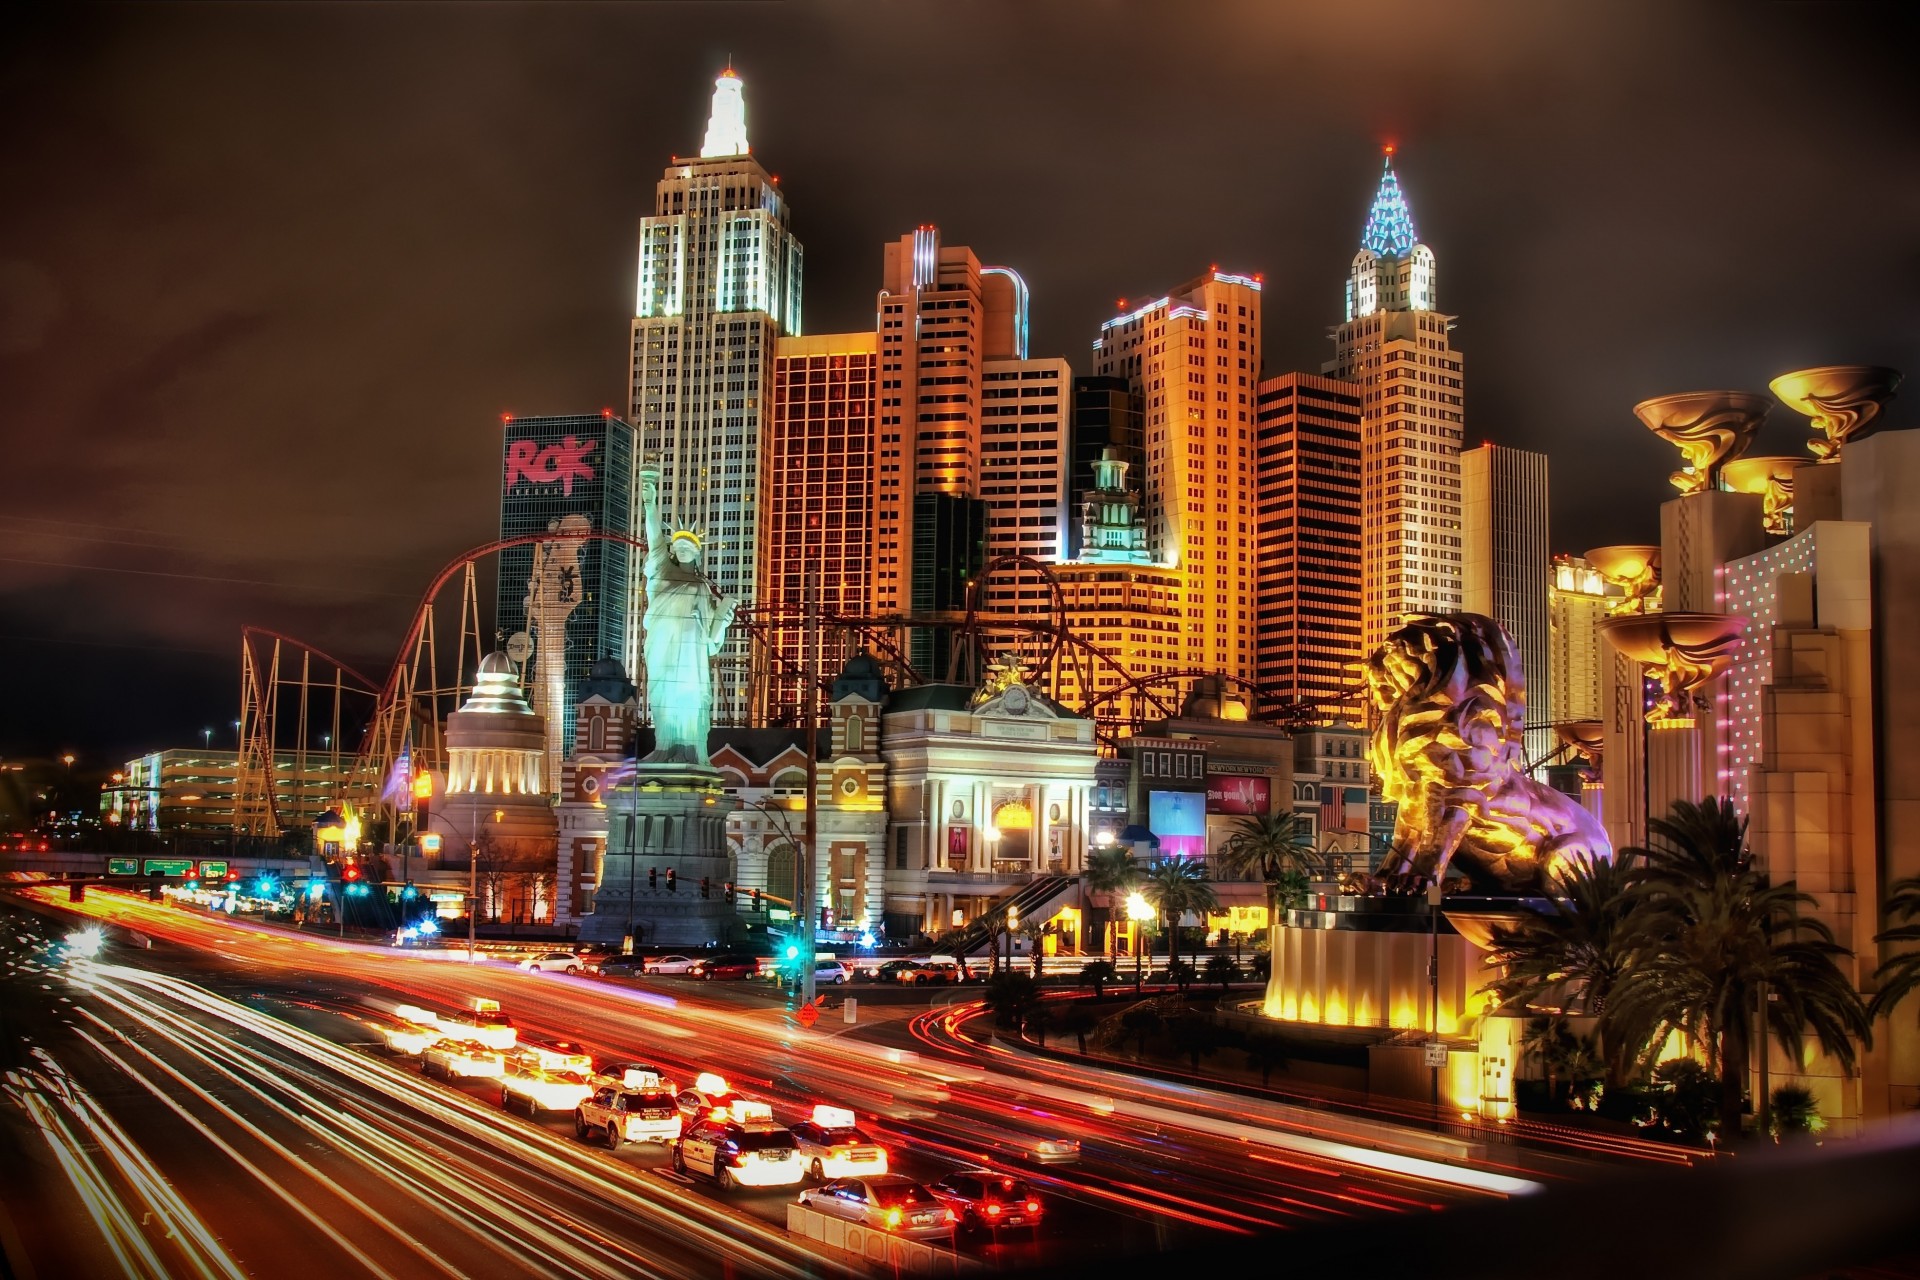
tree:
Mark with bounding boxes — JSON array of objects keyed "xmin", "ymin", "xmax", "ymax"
[
  {"xmin": 1214, "ymin": 812, "xmax": 1316, "ymax": 938},
  {"xmin": 1648, "ymin": 1058, "xmax": 1718, "ymax": 1142},
  {"xmin": 1203, "ymin": 954, "xmax": 1239, "ymax": 991},
  {"xmin": 1868, "ymin": 875, "xmax": 1920, "ymax": 1025},
  {"xmin": 1119, "ymin": 1002, "xmax": 1165, "ymax": 1056},
  {"xmin": 1488, "ymin": 853, "xmax": 1643, "ymax": 1087},
  {"xmin": 1768, "ymin": 1085, "xmax": 1825, "ymax": 1143},
  {"xmin": 1611, "ymin": 797, "xmax": 1872, "ymax": 1140},
  {"xmin": 1054, "ymin": 1003, "xmax": 1099, "ymax": 1053},
  {"xmin": 1141, "ymin": 858, "xmax": 1219, "ymax": 987},
  {"xmin": 1519, "ymin": 1016, "xmax": 1580, "ymax": 1102},
  {"xmin": 1023, "ymin": 1003, "xmax": 1054, "ymax": 1048},
  {"xmin": 981, "ymin": 971, "xmax": 1042, "ymax": 1030},
  {"xmin": 1084, "ymin": 846, "xmax": 1140, "ymax": 962},
  {"xmin": 1078, "ymin": 959, "xmax": 1119, "ymax": 1001},
  {"xmin": 1243, "ymin": 1029, "xmax": 1289, "ymax": 1087},
  {"xmin": 1168, "ymin": 1014, "xmax": 1226, "ymax": 1072},
  {"xmin": 1167, "ymin": 958, "xmax": 1197, "ymax": 993}
]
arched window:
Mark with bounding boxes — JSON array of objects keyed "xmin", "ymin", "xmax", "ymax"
[
  {"xmin": 589, "ymin": 715, "xmax": 605, "ymax": 752},
  {"xmin": 765, "ymin": 844, "xmax": 798, "ymax": 906},
  {"xmin": 845, "ymin": 714, "xmax": 864, "ymax": 753}
]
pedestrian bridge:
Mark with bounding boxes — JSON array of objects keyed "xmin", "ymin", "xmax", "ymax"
[{"xmin": 0, "ymin": 850, "xmax": 320, "ymax": 881}]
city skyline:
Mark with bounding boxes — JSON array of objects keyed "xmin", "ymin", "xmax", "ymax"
[{"xmin": 3, "ymin": 3, "xmax": 1916, "ymax": 760}]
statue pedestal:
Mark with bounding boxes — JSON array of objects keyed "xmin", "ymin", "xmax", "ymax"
[{"xmin": 579, "ymin": 762, "xmax": 744, "ymax": 949}]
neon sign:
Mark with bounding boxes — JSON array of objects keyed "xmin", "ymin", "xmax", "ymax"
[{"xmin": 505, "ymin": 437, "xmax": 597, "ymax": 497}]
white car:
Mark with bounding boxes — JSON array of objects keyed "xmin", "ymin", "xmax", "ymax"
[
  {"xmin": 645, "ymin": 954, "xmax": 703, "ymax": 975},
  {"xmin": 790, "ymin": 1105, "xmax": 889, "ymax": 1181},
  {"xmin": 814, "ymin": 962, "xmax": 850, "ymax": 986},
  {"xmin": 435, "ymin": 999, "xmax": 517, "ymax": 1051},
  {"xmin": 499, "ymin": 1041, "xmax": 596, "ymax": 1113},
  {"xmin": 371, "ymin": 1016, "xmax": 445, "ymax": 1056},
  {"xmin": 672, "ymin": 1102, "xmax": 804, "ymax": 1190},
  {"xmin": 576, "ymin": 1077, "xmax": 683, "ymax": 1148},
  {"xmin": 423, "ymin": 1039, "xmax": 505, "ymax": 1080},
  {"xmin": 518, "ymin": 951, "xmax": 588, "ymax": 974}
]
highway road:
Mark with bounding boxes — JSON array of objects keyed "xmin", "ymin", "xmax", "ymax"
[{"xmin": 2, "ymin": 887, "xmax": 1601, "ymax": 1276}]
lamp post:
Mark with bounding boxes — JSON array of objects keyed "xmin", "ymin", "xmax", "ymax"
[
  {"xmin": 1427, "ymin": 879, "xmax": 1443, "ymax": 1108},
  {"xmin": 1005, "ymin": 905, "xmax": 1020, "ymax": 974},
  {"xmin": 1126, "ymin": 891, "xmax": 1154, "ymax": 991}
]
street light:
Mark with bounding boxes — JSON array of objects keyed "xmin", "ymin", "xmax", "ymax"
[
  {"xmin": 1126, "ymin": 891, "xmax": 1154, "ymax": 990},
  {"xmin": 1004, "ymin": 904, "xmax": 1020, "ymax": 973},
  {"xmin": 202, "ymin": 728, "xmax": 213, "ymax": 749}
]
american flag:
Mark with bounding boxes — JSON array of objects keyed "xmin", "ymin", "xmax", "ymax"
[{"xmin": 1319, "ymin": 786, "xmax": 1343, "ymax": 832}]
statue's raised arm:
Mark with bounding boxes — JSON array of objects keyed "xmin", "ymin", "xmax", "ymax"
[{"xmin": 639, "ymin": 465, "xmax": 667, "ymax": 582}]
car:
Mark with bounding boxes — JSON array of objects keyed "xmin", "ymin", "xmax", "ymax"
[
  {"xmin": 499, "ymin": 1041, "xmax": 595, "ymax": 1113},
  {"xmin": 644, "ymin": 954, "xmax": 703, "ymax": 975},
  {"xmin": 813, "ymin": 962, "xmax": 850, "ymax": 986},
  {"xmin": 369, "ymin": 1008, "xmax": 445, "ymax": 1055},
  {"xmin": 673, "ymin": 1102, "xmax": 805, "ymax": 1190},
  {"xmin": 864, "ymin": 959, "xmax": 921, "ymax": 983},
  {"xmin": 789, "ymin": 1105, "xmax": 889, "ymax": 1181},
  {"xmin": 676, "ymin": 1071, "xmax": 741, "ymax": 1122},
  {"xmin": 518, "ymin": 951, "xmax": 589, "ymax": 974},
  {"xmin": 596, "ymin": 954, "xmax": 648, "ymax": 978},
  {"xmin": 422, "ymin": 1038, "xmax": 506, "ymax": 1080},
  {"xmin": 899, "ymin": 961, "xmax": 964, "ymax": 986},
  {"xmin": 688, "ymin": 953, "xmax": 757, "ymax": 980},
  {"xmin": 576, "ymin": 1076, "xmax": 683, "ymax": 1148},
  {"xmin": 435, "ymin": 998, "xmax": 517, "ymax": 1050},
  {"xmin": 592, "ymin": 1061, "xmax": 679, "ymax": 1093},
  {"xmin": 1030, "ymin": 1138, "xmax": 1081, "ymax": 1165},
  {"xmin": 797, "ymin": 1175, "xmax": 958, "ymax": 1243},
  {"xmin": 928, "ymin": 1168, "xmax": 1044, "ymax": 1235}
]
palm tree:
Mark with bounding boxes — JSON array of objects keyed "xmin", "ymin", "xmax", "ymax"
[
  {"xmin": 1867, "ymin": 875, "xmax": 1920, "ymax": 1025},
  {"xmin": 1487, "ymin": 853, "xmax": 1642, "ymax": 1086},
  {"xmin": 1214, "ymin": 812, "xmax": 1316, "ymax": 936},
  {"xmin": 1611, "ymin": 797, "xmax": 1872, "ymax": 1140},
  {"xmin": 1084, "ymin": 845, "xmax": 1139, "ymax": 962},
  {"xmin": 1078, "ymin": 959, "xmax": 1119, "ymax": 1001},
  {"xmin": 1141, "ymin": 858, "xmax": 1219, "ymax": 985}
]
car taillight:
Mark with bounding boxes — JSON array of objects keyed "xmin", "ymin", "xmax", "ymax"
[
  {"xmin": 1026, "ymin": 1200, "xmax": 1040, "ymax": 1213},
  {"xmin": 944, "ymin": 1209, "xmax": 958, "ymax": 1224},
  {"xmin": 986, "ymin": 1204, "xmax": 1001, "ymax": 1217},
  {"xmin": 885, "ymin": 1208, "xmax": 902, "ymax": 1228}
]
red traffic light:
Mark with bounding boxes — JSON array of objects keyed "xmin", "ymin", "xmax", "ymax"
[{"xmin": 344, "ymin": 863, "xmax": 361, "ymax": 882}]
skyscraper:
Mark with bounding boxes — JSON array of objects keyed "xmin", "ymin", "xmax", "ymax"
[
  {"xmin": 872, "ymin": 226, "xmax": 1023, "ymax": 675},
  {"xmin": 1067, "ymin": 376, "xmax": 1144, "ymax": 559},
  {"xmin": 628, "ymin": 68, "xmax": 803, "ymax": 721},
  {"xmin": 1332, "ymin": 150, "xmax": 1464, "ymax": 653},
  {"xmin": 1462, "ymin": 442, "xmax": 1550, "ymax": 767},
  {"xmin": 497, "ymin": 412, "xmax": 636, "ymax": 790},
  {"xmin": 1092, "ymin": 271, "xmax": 1265, "ymax": 682},
  {"xmin": 1546, "ymin": 554, "xmax": 1615, "ymax": 725},
  {"xmin": 1252, "ymin": 372, "xmax": 1365, "ymax": 720},
  {"xmin": 760, "ymin": 331, "xmax": 878, "ymax": 722}
]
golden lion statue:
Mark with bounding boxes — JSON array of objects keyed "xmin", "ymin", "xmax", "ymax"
[{"xmin": 1366, "ymin": 614, "xmax": 1612, "ymax": 893}]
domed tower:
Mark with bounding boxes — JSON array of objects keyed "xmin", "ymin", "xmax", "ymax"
[{"xmin": 437, "ymin": 652, "xmax": 558, "ymax": 870}]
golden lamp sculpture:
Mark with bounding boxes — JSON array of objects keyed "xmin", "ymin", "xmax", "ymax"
[
  {"xmin": 1553, "ymin": 720, "xmax": 1605, "ymax": 784},
  {"xmin": 1769, "ymin": 365, "xmax": 1903, "ymax": 462},
  {"xmin": 1721, "ymin": 456, "xmax": 1800, "ymax": 536},
  {"xmin": 1598, "ymin": 612, "xmax": 1746, "ymax": 730},
  {"xmin": 1633, "ymin": 390, "xmax": 1769, "ymax": 495},
  {"xmin": 1584, "ymin": 545, "xmax": 1662, "ymax": 615}
]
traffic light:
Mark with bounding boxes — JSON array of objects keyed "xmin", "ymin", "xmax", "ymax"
[
  {"xmin": 751, "ymin": 888, "xmax": 761, "ymax": 908},
  {"xmin": 649, "ymin": 867, "xmax": 658, "ymax": 890},
  {"xmin": 69, "ymin": 880, "xmax": 86, "ymax": 904},
  {"xmin": 256, "ymin": 875, "xmax": 277, "ymax": 897},
  {"xmin": 724, "ymin": 882, "xmax": 736, "ymax": 904},
  {"xmin": 185, "ymin": 878, "xmax": 200, "ymax": 891},
  {"xmin": 665, "ymin": 868, "xmax": 676, "ymax": 892},
  {"xmin": 147, "ymin": 877, "xmax": 163, "ymax": 902},
  {"xmin": 700, "ymin": 877, "xmax": 710, "ymax": 899},
  {"xmin": 224, "ymin": 868, "xmax": 239, "ymax": 883},
  {"xmin": 819, "ymin": 906, "xmax": 830, "ymax": 930},
  {"xmin": 412, "ymin": 772, "xmax": 434, "ymax": 833},
  {"xmin": 344, "ymin": 863, "xmax": 361, "ymax": 882}
]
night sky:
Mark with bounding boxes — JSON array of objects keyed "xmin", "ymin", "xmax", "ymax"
[{"xmin": 2, "ymin": 1, "xmax": 1916, "ymax": 767}]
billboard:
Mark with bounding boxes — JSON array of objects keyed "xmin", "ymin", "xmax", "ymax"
[
  {"xmin": 1205, "ymin": 774, "xmax": 1271, "ymax": 816},
  {"xmin": 1147, "ymin": 790, "xmax": 1206, "ymax": 858}
]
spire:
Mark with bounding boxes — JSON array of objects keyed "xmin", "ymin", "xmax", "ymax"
[
  {"xmin": 700, "ymin": 66, "xmax": 749, "ymax": 159},
  {"xmin": 1359, "ymin": 146, "xmax": 1418, "ymax": 258}
]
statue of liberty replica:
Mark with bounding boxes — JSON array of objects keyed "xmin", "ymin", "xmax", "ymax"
[
  {"xmin": 580, "ymin": 464, "xmax": 742, "ymax": 949},
  {"xmin": 638, "ymin": 466, "xmax": 738, "ymax": 763}
]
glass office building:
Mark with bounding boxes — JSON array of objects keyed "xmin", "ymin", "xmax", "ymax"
[{"xmin": 497, "ymin": 412, "xmax": 637, "ymax": 788}]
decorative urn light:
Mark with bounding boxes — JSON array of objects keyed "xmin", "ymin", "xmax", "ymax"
[
  {"xmin": 1721, "ymin": 456, "xmax": 1801, "ymax": 536},
  {"xmin": 1598, "ymin": 613, "xmax": 1747, "ymax": 729},
  {"xmin": 1584, "ymin": 545, "xmax": 1662, "ymax": 615},
  {"xmin": 1769, "ymin": 365, "xmax": 1902, "ymax": 462},
  {"xmin": 1632, "ymin": 390, "xmax": 1769, "ymax": 495}
]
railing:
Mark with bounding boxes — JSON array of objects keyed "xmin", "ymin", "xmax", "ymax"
[{"xmin": 922, "ymin": 869, "xmax": 1036, "ymax": 886}]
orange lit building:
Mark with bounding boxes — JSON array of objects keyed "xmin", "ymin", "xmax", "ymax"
[
  {"xmin": 759, "ymin": 332, "xmax": 879, "ymax": 722},
  {"xmin": 1252, "ymin": 372, "xmax": 1365, "ymax": 720},
  {"xmin": 1091, "ymin": 271, "xmax": 1264, "ymax": 682}
]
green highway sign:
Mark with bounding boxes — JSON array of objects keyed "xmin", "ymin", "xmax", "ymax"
[
  {"xmin": 106, "ymin": 857, "xmax": 139, "ymax": 876},
  {"xmin": 143, "ymin": 858, "xmax": 195, "ymax": 877},
  {"xmin": 198, "ymin": 861, "xmax": 229, "ymax": 879}
]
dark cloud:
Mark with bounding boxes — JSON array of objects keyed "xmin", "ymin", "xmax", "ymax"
[{"xmin": 2, "ymin": 0, "xmax": 1915, "ymax": 761}]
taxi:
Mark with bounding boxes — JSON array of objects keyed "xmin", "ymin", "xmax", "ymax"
[
  {"xmin": 576, "ymin": 1070, "xmax": 683, "ymax": 1148},
  {"xmin": 422, "ymin": 1038, "xmax": 505, "ymax": 1081},
  {"xmin": 499, "ymin": 1041, "xmax": 595, "ymax": 1114},
  {"xmin": 592, "ymin": 1061, "xmax": 679, "ymax": 1094},
  {"xmin": 371, "ymin": 1009, "xmax": 445, "ymax": 1056},
  {"xmin": 788, "ymin": 1105, "xmax": 889, "ymax": 1181},
  {"xmin": 675, "ymin": 1071, "xmax": 742, "ymax": 1123},
  {"xmin": 435, "ymin": 998, "xmax": 517, "ymax": 1052},
  {"xmin": 672, "ymin": 1100, "xmax": 804, "ymax": 1191}
]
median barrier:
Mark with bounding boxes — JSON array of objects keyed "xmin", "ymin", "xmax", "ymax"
[{"xmin": 786, "ymin": 1202, "xmax": 975, "ymax": 1275}]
